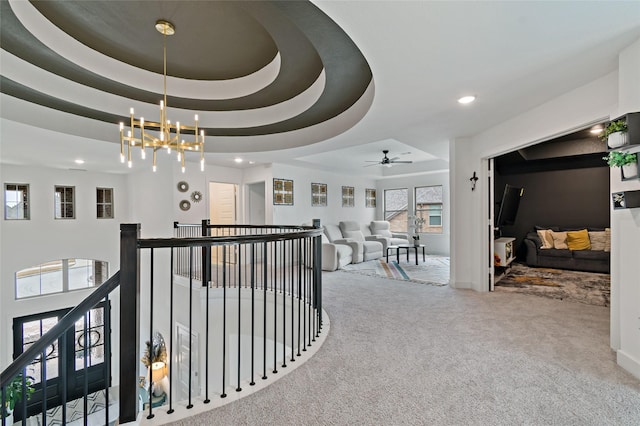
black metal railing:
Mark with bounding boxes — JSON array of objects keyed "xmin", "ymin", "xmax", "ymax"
[
  {"xmin": 1, "ymin": 272, "xmax": 120, "ymax": 426},
  {"xmin": 134, "ymin": 222, "xmax": 323, "ymax": 420},
  {"xmin": 2, "ymin": 222, "xmax": 323, "ymax": 424}
]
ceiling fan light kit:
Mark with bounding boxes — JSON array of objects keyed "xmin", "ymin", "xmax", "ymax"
[{"xmin": 365, "ymin": 149, "xmax": 413, "ymax": 167}]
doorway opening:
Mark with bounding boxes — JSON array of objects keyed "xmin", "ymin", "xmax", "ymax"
[
  {"xmin": 487, "ymin": 123, "xmax": 611, "ymax": 307},
  {"xmin": 246, "ymin": 181, "xmax": 266, "ymax": 225}
]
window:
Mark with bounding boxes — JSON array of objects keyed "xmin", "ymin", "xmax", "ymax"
[
  {"xmin": 384, "ymin": 188, "xmax": 408, "ymax": 232},
  {"xmin": 342, "ymin": 186, "xmax": 354, "ymax": 207},
  {"xmin": 97, "ymin": 187, "xmax": 114, "ymax": 218},
  {"xmin": 15, "ymin": 259, "xmax": 109, "ymax": 299},
  {"xmin": 4, "ymin": 183, "xmax": 30, "ymax": 220},
  {"xmin": 365, "ymin": 188, "xmax": 376, "ymax": 208},
  {"xmin": 415, "ymin": 185, "xmax": 443, "ymax": 233},
  {"xmin": 54, "ymin": 186, "xmax": 75, "ymax": 219}
]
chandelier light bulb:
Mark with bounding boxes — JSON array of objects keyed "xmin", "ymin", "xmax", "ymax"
[
  {"xmin": 200, "ymin": 158, "xmax": 205, "ymax": 171},
  {"xmin": 177, "ymin": 152, "xmax": 181, "ymax": 161},
  {"xmin": 120, "ymin": 153, "xmax": 125, "ymax": 163},
  {"xmin": 182, "ymin": 166, "xmax": 185, "ymax": 173},
  {"xmin": 130, "ymin": 108, "xmax": 134, "ymax": 114},
  {"xmin": 141, "ymin": 149, "xmax": 146, "ymax": 160},
  {"xmin": 153, "ymin": 165, "xmax": 157, "ymax": 172},
  {"xmin": 128, "ymin": 160, "xmax": 132, "ymax": 168}
]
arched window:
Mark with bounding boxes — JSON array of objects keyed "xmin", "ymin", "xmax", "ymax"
[{"xmin": 15, "ymin": 259, "xmax": 108, "ymax": 299}]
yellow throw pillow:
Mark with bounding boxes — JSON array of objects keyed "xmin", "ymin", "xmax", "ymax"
[
  {"xmin": 567, "ymin": 229, "xmax": 591, "ymax": 250},
  {"xmin": 604, "ymin": 228, "xmax": 611, "ymax": 252},
  {"xmin": 549, "ymin": 231, "xmax": 568, "ymax": 250},
  {"xmin": 588, "ymin": 231, "xmax": 607, "ymax": 251},
  {"xmin": 536, "ymin": 229, "xmax": 554, "ymax": 249}
]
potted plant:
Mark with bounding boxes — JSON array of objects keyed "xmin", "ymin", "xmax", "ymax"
[
  {"xmin": 601, "ymin": 119, "xmax": 628, "ymax": 149},
  {"xmin": 2, "ymin": 373, "xmax": 35, "ymax": 423},
  {"xmin": 603, "ymin": 151, "xmax": 638, "ymax": 179},
  {"xmin": 410, "ymin": 216, "xmax": 426, "ymax": 246}
]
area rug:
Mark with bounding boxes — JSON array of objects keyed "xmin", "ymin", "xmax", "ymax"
[
  {"xmin": 340, "ymin": 256, "xmax": 450, "ymax": 286},
  {"xmin": 495, "ymin": 263, "xmax": 610, "ymax": 306}
]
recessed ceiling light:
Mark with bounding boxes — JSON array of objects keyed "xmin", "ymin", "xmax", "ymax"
[
  {"xmin": 75, "ymin": 159, "xmax": 85, "ymax": 164},
  {"xmin": 590, "ymin": 126, "xmax": 604, "ymax": 134},
  {"xmin": 249, "ymin": 161, "xmax": 255, "ymax": 164},
  {"xmin": 234, "ymin": 158, "xmax": 243, "ymax": 163},
  {"xmin": 458, "ymin": 95, "xmax": 476, "ymax": 104}
]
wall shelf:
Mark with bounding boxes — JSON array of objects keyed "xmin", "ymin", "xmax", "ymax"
[
  {"xmin": 608, "ymin": 112, "xmax": 640, "ymax": 151},
  {"xmin": 612, "ymin": 190, "xmax": 640, "ymax": 210}
]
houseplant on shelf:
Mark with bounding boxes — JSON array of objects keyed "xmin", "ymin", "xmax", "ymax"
[
  {"xmin": 601, "ymin": 119, "xmax": 628, "ymax": 149},
  {"xmin": 2, "ymin": 373, "xmax": 35, "ymax": 423},
  {"xmin": 603, "ymin": 151, "xmax": 638, "ymax": 179}
]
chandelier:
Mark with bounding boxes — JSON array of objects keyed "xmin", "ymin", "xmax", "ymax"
[{"xmin": 119, "ymin": 20, "xmax": 205, "ymax": 173}]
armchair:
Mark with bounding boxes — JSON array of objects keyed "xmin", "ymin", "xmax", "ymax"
[
  {"xmin": 338, "ymin": 221, "xmax": 384, "ymax": 261},
  {"xmin": 324, "ymin": 224, "xmax": 364, "ymax": 263},
  {"xmin": 321, "ymin": 232, "xmax": 353, "ymax": 271},
  {"xmin": 369, "ymin": 221, "xmax": 409, "ymax": 249}
]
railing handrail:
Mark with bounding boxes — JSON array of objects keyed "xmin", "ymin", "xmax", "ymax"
[
  {"xmin": 141, "ymin": 227, "xmax": 323, "ymax": 249},
  {"xmin": 0, "ymin": 271, "xmax": 121, "ymax": 387}
]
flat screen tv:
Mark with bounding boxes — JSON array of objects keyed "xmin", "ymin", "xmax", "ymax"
[{"xmin": 495, "ymin": 184, "xmax": 524, "ymax": 228}]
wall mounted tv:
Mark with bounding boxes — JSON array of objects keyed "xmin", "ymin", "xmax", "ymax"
[{"xmin": 495, "ymin": 184, "xmax": 524, "ymax": 228}]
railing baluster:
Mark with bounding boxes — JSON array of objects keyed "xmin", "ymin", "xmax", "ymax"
[
  {"xmin": 61, "ymin": 333, "xmax": 67, "ymax": 425},
  {"xmin": 147, "ymin": 247, "xmax": 155, "ymax": 420},
  {"xmin": 262, "ymin": 241, "xmax": 268, "ymax": 381},
  {"xmin": 273, "ymin": 240, "xmax": 278, "ymax": 375},
  {"xmin": 187, "ymin": 246, "xmax": 194, "ymax": 409},
  {"xmin": 282, "ymin": 239, "xmax": 287, "ymax": 369},
  {"xmin": 168, "ymin": 248, "xmax": 176, "ymax": 413},
  {"xmin": 250, "ymin": 243, "xmax": 255, "ymax": 386},
  {"xmin": 221, "ymin": 246, "xmax": 227, "ymax": 398},
  {"xmin": 203, "ymin": 241, "xmax": 210, "ymax": 404},
  {"xmin": 236, "ymin": 246, "xmax": 242, "ymax": 392},
  {"xmin": 41, "ymin": 320, "xmax": 47, "ymax": 426},
  {"xmin": 291, "ymin": 239, "xmax": 296, "ymax": 363},
  {"xmin": 83, "ymin": 312, "xmax": 89, "ymax": 426},
  {"xmin": 104, "ymin": 294, "xmax": 111, "ymax": 425}
]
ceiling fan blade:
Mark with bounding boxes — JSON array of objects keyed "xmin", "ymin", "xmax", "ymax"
[
  {"xmin": 365, "ymin": 160, "xmax": 380, "ymax": 163},
  {"xmin": 389, "ymin": 156, "xmax": 400, "ymax": 161},
  {"xmin": 363, "ymin": 163, "xmax": 380, "ymax": 167},
  {"xmin": 390, "ymin": 160, "xmax": 413, "ymax": 164}
]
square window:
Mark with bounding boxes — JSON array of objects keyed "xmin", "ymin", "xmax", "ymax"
[
  {"xmin": 4, "ymin": 183, "xmax": 30, "ymax": 220},
  {"xmin": 55, "ymin": 186, "xmax": 75, "ymax": 219},
  {"xmin": 97, "ymin": 188, "xmax": 114, "ymax": 219}
]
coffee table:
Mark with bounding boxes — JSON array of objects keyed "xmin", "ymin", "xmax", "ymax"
[{"xmin": 386, "ymin": 244, "xmax": 426, "ymax": 265}]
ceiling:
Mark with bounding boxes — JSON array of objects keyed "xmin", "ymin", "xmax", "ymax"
[{"xmin": 2, "ymin": 1, "xmax": 640, "ymax": 177}]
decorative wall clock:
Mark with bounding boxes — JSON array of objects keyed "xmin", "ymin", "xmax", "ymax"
[{"xmin": 191, "ymin": 191, "xmax": 203, "ymax": 203}]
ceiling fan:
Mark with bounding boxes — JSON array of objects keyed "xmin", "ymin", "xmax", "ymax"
[{"xmin": 365, "ymin": 150, "xmax": 413, "ymax": 167}]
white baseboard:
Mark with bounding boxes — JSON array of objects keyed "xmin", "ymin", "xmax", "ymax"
[{"xmin": 617, "ymin": 349, "xmax": 640, "ymax": 380}]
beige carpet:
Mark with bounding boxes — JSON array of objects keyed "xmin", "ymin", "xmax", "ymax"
[
  {"xmin": 495, "ymin": 263, "xmax": 610, "ymax": 306},
  {"xmin": 168, "ymin": 270, "xmax": 640, "ymax": 426},
  {"xmin": 341, "ymin": 256, "xmax": 450, "ymax": 286}
]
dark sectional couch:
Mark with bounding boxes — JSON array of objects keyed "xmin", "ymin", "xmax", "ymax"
[{"xmin": 523, "ymin": 228, "xmax": 610, "ymax": 274}]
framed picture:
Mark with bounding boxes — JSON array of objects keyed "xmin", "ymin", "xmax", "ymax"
[
  {"xmin": 273, "ymin": 178, "xmax": 294, "ymax": 205},
  {"xmin": 311, "ymin": 183, "xmax": 327, "ymax": 207},
  {"xmin": 365, "ymin": 188, "xmax": 376, "ymax": 208},
  {"xmin": 342, "ymin": 186, "xmax": 354, "ymax": 207}
]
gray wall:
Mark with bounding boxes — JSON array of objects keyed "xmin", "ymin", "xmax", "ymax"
[{"xmin": 495, "ymin": 166, "xmax": 610, "ymax": 258}]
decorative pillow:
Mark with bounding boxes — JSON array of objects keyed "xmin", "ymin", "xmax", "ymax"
[
  {"xmin": 588, "ymin": 231, "xmax": 607, "ymax": 251},
  {"xmin": 566, "ymin": 229, "xmax": 591, "ymax": 250},
  {"xmin": 549, "ymin": 231, "xmax": 568, "ymax": 250},
  {"xmin": 536, "ymin": 229, "xmax": 554, "ymax": 249},
  {"xmin": 604, "ymin": 228, "xmax": 611, "ymax": 252}
]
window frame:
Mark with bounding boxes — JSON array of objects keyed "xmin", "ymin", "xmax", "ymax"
[
  {"xmin": 96, "ymin": 187, "xmax": 114, "ymax": 219},
  {"xmin": 414, "ymin": 185, "xmax": 444, "ymax": 234},
  {"xmin": 4, "ymin": 183, "xmax": 30, "ymax": 220},
  {"xmin": 384, "ymin": 188, "xmax": 408, "ymax": 233},
  {"xmin": 15, "ymin": 259, "xmax": 109, "ymax": 300},
  {"xmin": 54, "ymin": 185, "xmax": 75, "ymax": 219}
]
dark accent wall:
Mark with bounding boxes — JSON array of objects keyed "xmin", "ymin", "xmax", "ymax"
[{"xmin": 495, "ymin": 166, "xmax": 610, "ymax": 259}]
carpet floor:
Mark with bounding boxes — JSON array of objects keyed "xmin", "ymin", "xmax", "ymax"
[
  {"xmin": 168, "ymin": 270, "xmax": 640, "ymax": 426},
  {"xmin": 495, "ymin": 262, "xmax": 610, "ymax": 306}
]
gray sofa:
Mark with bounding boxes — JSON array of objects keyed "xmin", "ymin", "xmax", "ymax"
[{"xmin": 523, "ymin": 229, "xmax": 610, "ymax": 273}]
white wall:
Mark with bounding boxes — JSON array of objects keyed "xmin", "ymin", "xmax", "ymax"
[
  {"xmin": 377, "ymin": 171, "xmax": 450, "ymax": 255},
  {"xmin": 452, "ymin": 71, "xmax": 618, "ymax": 292},
  {"xmin": 269, "ymin": 164, "xmax": 377, "ymax": 227},
  {"xmin": 0, "ymin": 164, "xmax": 128, "ymax": 378},
  {"xmin": 451, "ymin": 35, "xmax": 640, "ymax": 379},
  {"xmin": 610, "ymin": 38, "xmax": 640, "ymax": 379}
]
